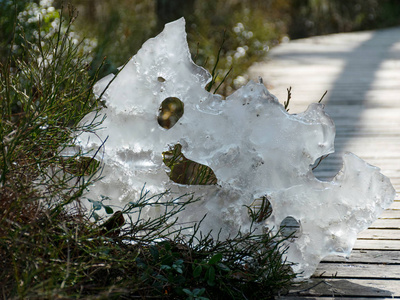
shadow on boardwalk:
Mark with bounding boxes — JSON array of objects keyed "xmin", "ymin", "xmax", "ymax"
[
  {"xmin": 281, "ymin": 278, "xmax": 393, "ymax": 298},
  {"xmin": 324, "ymin": 27, "xmax": 400, "ymax": 168}
]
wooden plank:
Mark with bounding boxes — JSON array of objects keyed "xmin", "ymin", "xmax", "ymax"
[
  {"xmin": 379, "ymin": 209, "xmax": 400, "ymax": 219},
  {"xmin": 322, "ymin": 250, "xmax": 400, "ymax": 264},
  {"xmin": 358, "ymin": 229, "xmax": 400, "ymax": 240},
  {"xmin": 286, "ymin": 278, "xmax": 400, "ymax": 297},
  {"xmin": 369, "ymin": 219, "xmax": 400, "ymax": 229},
  {"xmin": 314, "ymin": 263, "xmax": 400, "ymax": 279},
  {"xmin": 354, "ymin": 239, "xmax": 400, "ymax": 250},
  {"xmin": 391, "ymin": 201, "xmax": 400, "ymax": 210}
]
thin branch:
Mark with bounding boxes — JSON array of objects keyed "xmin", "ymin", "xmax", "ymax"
[
  {"xmin": 284, "ymin": 86, "xmax": 292, "ymax": 111},
  {"xmin": 312, "ymin": 154, "xmax": 329, "ymax": 170},
  {"xmin": 318, "ymin": 90, "xmax": 328, "ymax": 103}
]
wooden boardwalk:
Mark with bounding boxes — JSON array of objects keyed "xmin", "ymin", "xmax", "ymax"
[{"xmin": 249, "ymin": 26, "xmax": 400, "ymax": 298}]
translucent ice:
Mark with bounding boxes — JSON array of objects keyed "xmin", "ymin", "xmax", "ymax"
[{"xmin": 77, "ymin": 18, "xmax": 395, "ymax": 279}]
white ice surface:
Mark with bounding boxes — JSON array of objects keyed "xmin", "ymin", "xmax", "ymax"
[{"xmin": 77, "ymin": 18, "xmax": 395, "ymax": 279}]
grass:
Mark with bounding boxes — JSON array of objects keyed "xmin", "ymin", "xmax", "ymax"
[{"xmin": 0, "ymin": 7, "xmax": 296, "ymax": 299}]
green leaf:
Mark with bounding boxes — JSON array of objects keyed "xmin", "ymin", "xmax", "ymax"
[
  {"xmin": 217, "ymin": 263, "xmax": 230, "ymax": 272},
  {"xmin": 149, "ymin": 245, "xmax": 159, "ymax": 260},
  {"xmin": 155, "ymin": 274, "xmax": 168, "ymax": 282},
  {"xmin": 104, "ymin": 205, "xmax": 113, "ymax": 214},
  {"xmin": 208, "ymin": 253, "xmax": 223, "ymax": 265},
  {"xmin": 173, "ymin": 259, "xmax": 184, "ymax": 274},
  {"xmin": 182, "ymin": 288, "xmax": 193, "ymax": 296},
  {"xmin": 206, "ymin": 266, "xmax": 215, "ymax": 286},
  {"xmin": 92, "ymin": 211, "xmax": 99, "ymax": 221},
  {"xmin": 88, "ymin": 199, "xmax": 102, "ymax": 211},
  {"xmin": 174, "ymin": 259, "xmax": 184, "ymax": 266},
  {"xmin": 162, "ymin": 241, "xmax": 172, "ymax": 252},
  {"xmin": 193, "ymin": 265, "xmax": 202, "ymax": 278},
  {"xmin": 193, "ymin": 288, "xmax": 206, "ymax": 296}
]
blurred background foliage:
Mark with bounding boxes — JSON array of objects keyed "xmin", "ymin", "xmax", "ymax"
[
  {"xmin": 287, "ymin": 0, "xmax": 400, "ymax": 38},
  {"xmin": 2, "ymin": 0, "xmax": 400, "ymax": 95},
  {"xmin": 0, "ymin": 0, "xmax": 97, "ymax": 66}
]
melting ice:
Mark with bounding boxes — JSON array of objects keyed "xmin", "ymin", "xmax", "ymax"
[{"xmin": 77, "ymin": 18, "xmax": 395, "ymax": 279}]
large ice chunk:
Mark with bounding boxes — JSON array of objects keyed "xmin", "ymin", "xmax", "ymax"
[{"xmin": 77, "ymin": 18, "xmax": 395, "ymax": 279}]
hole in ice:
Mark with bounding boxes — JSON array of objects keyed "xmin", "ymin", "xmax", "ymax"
[
  {"xmin": 311, "ymin": 154, "xmax": 342, "ymax": 181},
  {"xmin": 248, "ymin": 196, "xmax": 272, "ymax": 223},
  {"xmin": 162, "ymin": 144, "xmax": 217, "ymax": 185},
  {"xmin": 280, "ymin": 216, "xmax": 301, "ymax": 238},
  {"xmin": 61, "ymin": 156, "xmax": 101, "ymax": 176},
  {"xmin": 157, "ymin": 76, "xmax": 166, "ymax": 82},
  {"xmin": 157, "ymin": 97, "xmax": 184, "ymax": 129}
]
